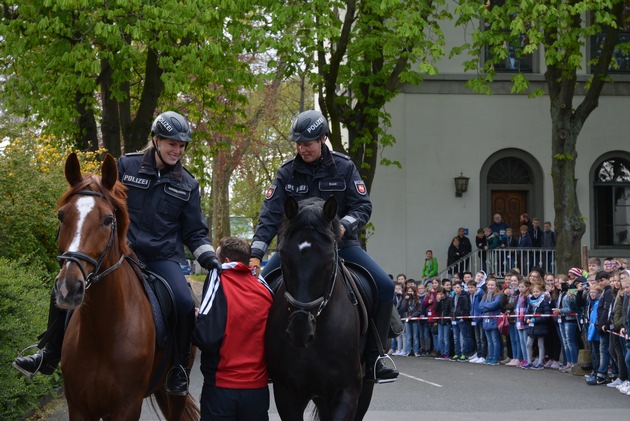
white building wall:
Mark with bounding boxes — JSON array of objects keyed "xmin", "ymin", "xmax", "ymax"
[{"xmin": 368, "ymin": 90, "xmax": 629, "ymax": 279}]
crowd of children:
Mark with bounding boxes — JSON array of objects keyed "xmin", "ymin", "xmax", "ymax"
[{"xmin": 390, "ymin": 257, "xmax": 630, "ymax": 396}]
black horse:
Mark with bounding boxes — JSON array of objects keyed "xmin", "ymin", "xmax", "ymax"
[{"xmin": 265, "ymin": 196, "xmax": 375, "ymax": 421}]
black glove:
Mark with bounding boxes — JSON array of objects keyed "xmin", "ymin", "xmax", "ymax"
[{"xmin": 198, "ymin": 251, "xmax": 222, "ymax": 274}]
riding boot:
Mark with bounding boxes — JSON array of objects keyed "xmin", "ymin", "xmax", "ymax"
[
  {"xmin": 166, "ymin": 309, "xmax": 195, "ymax": 396},
  {"xmin": 13, "ymin": 290, "xmax": 66, "ymax": 378},
  {"xmin": 366, "ymin": 299, "xmax": 399, "ymax": 382}
]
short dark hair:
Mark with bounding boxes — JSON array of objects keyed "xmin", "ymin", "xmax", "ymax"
[
  {"xmin": 595, "ymin": 270, "xmax": 610, "ymax": 281},
  {"xmin": 217, "ymin": 237, "xmax": 250, "ymax": 265}
]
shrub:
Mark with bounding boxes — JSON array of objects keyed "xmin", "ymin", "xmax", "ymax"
[{"xmin": 0, "ymin": 258, "xmax": 62, "ymax": 420}]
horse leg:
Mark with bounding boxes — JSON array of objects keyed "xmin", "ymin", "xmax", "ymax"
[
  {"xmin": 105, "ymin": 400, "xmax": 143, "ymax": 421},
  {"xmin": 66, "ymin": 404, "xmax": 95, "ymax": 421},
  {"xmin": 354, "ymin": 381, "xmax": 375, "ymax": 421},
  {"xmin": 272, "ymin": 383, "xmax": 309, "ymax": 421},
  {"xmin": 325, "ymin": 387, "xmax": 361, "ymax": 421}
]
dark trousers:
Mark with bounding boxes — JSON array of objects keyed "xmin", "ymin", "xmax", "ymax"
[
  {"xmin": 200, "ymin": 385, "xmax": 269, "ymax": 421},
  {"xmin": 145, "ymin": 260, "xmax": 194, "ymax": 315}
]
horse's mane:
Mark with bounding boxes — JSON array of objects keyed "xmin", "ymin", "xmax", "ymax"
[
  {"xmin": 279, "ymin": 197, "xmax": 341, "ymax": 245},
  {"xmin": 57, "ymin": 174, "xmax": 130, "ymax": 256}
]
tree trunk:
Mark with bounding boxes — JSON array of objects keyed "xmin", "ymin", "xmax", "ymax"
[
  {"xmin": 74, "ymin": 91, "xmax": 98, "ymax": 151},
  {"xmin": 211, "ymin": 145, "xmax": 232, "ymax": 245},
  {"xmin": 548, "ymin": 74, "xmax": 586, "ymax": 274},
  {"xmin": 100, "ymin": 59, "xmax": 122, "ymax": 157},
  {"xmin": 122, "ymin": 47, "xmax": 163, "ymax": 153}
]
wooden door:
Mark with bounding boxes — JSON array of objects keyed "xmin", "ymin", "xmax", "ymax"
[{"xmin": 491, "ymin": 191, "xmax": 527, "ymax": 231}]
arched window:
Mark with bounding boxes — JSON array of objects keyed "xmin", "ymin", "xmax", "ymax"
[{"xmin": 594, "ymin": 158, "xmax": 630, "ymax": 247}]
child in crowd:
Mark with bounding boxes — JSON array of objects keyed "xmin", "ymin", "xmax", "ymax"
[
  {"xmin": 479, "ymin": 278, "xmax": 503, "ymax": 365},
  {"xmin": 451, "ymin": 280, "xmax": 471, "ymax": 361},
  {"xmin": 442, "ymin": 278, "xmax": 453, "ymax": 297},
  {"xmin": 609, "ymin": 272, "xmax": 628, "ymax": 388},
  {"xmin": 618, "ymin": 276, "xmax": 630, "ymax": 395},
  {"xmin": 435, "ymin": 289, "xmax": 453, "ymax": 360},
  {"xmin": 416, "ymin": 283, "xmax": 432, "ymax": 356},
  {"xmin": 552, "ymin": 274, "xmax": 580, "ymax": 373},
  {"xmin": 588, "ymin": 257, "xmax": 602, "ymax": 276},
  {"xmin": 524, "ymin": 284, "xmax": 552, "ymax": 370},
  {"xmin": 586, "ymin": 285, "xmax": 603, "ymax": 380},
  {"xmin": 515, "ymin": 278, "xmax": 531, "ymax": 368},
  {"xmin": 468, "ymin": 280, "xmax": 487, "ymax": 364},
  {"xmin": 427, "ymin": 279, "xmax": 439, "ymax": 355},
  {"xmin": 501, "ymin": 272, "xmax": 522, "ymax": 366},
  {"xmin": 390, "ymin": 281, "xmax": 405, "ymax": 355},
  {"xmin": 401, "ymin": 286, "xmax": 421, "ymax": 357}
]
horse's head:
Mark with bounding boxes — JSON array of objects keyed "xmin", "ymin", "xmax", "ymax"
[
  {"xmin": 54, "ymin": 153, "xmax": 129, "ymax": 310},
  {"xmin": 279, "ymin": 196, "xmax": 340, "ymax": 347}
]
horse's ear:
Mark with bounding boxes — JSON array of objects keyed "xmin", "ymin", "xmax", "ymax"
[
  {"xmin": 285, "ymin": 196, "xmax": 299, "ymax": 219},
  {"xmin": 323, "ymin": 196, "xmax": 337, "ymax": 222},
  {"xmin": 65, "ymin": 153, "xmax": 82, "ymax": 187},
  {"xmin": 101, "ymin": 154, "xmax": 118, "ymax": 191}
]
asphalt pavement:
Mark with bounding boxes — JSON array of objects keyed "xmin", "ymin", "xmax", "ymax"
[{"xmin": 30, "ymin": 279, "xmax": 630, "ymax": 420}]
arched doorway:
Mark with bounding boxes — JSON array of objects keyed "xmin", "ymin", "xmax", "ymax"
[{"xmin": 480, "ymin": 149, "xmax": 544, "ymax": 231}]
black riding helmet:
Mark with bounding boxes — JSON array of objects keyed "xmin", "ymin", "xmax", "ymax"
[
  {"xmin": 151, "ymin": 111, "xmax": 192, "ymax": 143},
  {"xmin": 289, "ymin": 110, "xmax": 329, "ymax": 142}
]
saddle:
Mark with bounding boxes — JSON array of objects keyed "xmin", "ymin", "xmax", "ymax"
[
  {"xmin": 265, "ymin": 260, "xmax": 378, "ymax": 336},
  {"xmin": 126, "ymin": 255, "xmax": 176, "ymax": 349}
]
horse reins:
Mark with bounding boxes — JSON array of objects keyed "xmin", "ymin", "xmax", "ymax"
[
  {"xmin": 57, "ymin": 190, "xmax": 124, "ymax": 290},
  {"xmin": 283, "ymin": 242, "xmax": 339, "ymax": 320}
]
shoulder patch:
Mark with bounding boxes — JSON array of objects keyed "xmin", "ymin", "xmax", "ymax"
[
  {"xmin": 354, "ymin": 180, "xmax": 367, "ymax": 195},
  {"xmin": 265, "ymin": 184, "xmax": 277, "ymax": 200},
  {"xmin": 332, "ymin": 151, "xmax": 351, "ymax": 160}
]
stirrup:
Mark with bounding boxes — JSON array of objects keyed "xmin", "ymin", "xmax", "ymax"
[
  {"xmin": 371, "ymin": 354, "xmax": 397, "ymax": 384},
  {"xmin": 13, "ymin": 344, "xmax": 44, "ymax": 379}
]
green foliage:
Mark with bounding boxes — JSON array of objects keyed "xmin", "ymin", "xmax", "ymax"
[
  {"xmin": 0, "ymin": 134, "xmax": 105, "ymax": 273},
  {"xmin": 453, "ymin": 0, "xmax": 627, "ymax": 91},
  {"xmin": 266, "ymin": 0, "xmax": 449, "ymax": 186},
  {"xmin": 0, "ymin": 139, "xmax": 66, "ymax": 273},
  {"xmin": 0, "ymin": 0, "xmax": 266, "ymax": 151},
  {"xmin": 0, "ymin": 258, "xmax": 62, "ymax": 420}
]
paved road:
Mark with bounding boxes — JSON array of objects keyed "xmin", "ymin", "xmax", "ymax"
[
  {"xmin": 33, "ymin": 279, "xmax": 629, "ymax": 420},
  {"xmin": 37, "ymin": 353, "xmax": 629, "ymax": 420}
]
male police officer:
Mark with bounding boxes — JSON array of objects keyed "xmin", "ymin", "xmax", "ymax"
[{"xmin": 249, "ymin": 110, "xmax": 398, "ymax": 382}]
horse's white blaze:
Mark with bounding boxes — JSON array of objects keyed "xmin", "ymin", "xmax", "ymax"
[
  {"xmin": 298, "ymin": 241, "xmax": 311, "ymax": 252},
  {"xmin": 68, "ymin": 196, "xmax": 95, "ymax": 252}
]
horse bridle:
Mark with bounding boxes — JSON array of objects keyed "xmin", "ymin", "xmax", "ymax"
[
  {"xmin": 57, "ymin": 190, "xmax": 124, "ymax": 290},
  {"xmin": 283, "ymin": 243, "xmax": 339, "ymax": 321}
]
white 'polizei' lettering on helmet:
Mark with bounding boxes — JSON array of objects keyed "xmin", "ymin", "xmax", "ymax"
[
  {"xmin": 158, "ymin": 116, "xmax": 173, "ymax": 132},
  {"xmin": 306, "ymin": 117, "xmax": 325, "ymax": 134}
]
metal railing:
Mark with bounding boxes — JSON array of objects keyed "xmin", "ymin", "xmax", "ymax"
[{"xmin": 437, "ymin": 248, "xmax": 556, "ymax": 280}]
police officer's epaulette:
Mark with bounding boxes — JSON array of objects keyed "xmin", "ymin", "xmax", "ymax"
[
  {"xmin": 332, "ymin": 151, "xmax": 351, "ymax": 160},
  {"xmin": 280, "ymin": 157, "xmax": 296, "ymax": 168}
]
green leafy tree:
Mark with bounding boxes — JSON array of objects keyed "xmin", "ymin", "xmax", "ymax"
[
  {"xmin": 0, "ymin": 0, "xmax": 259, "ymax": 155},
  {"xmin": 268, "ymin": 0, "xmax": 449, "ymax": 192},
  {"xmin": 0, "ymin": 134, "xmax": 105, "ymax": 272},
  {"xmin": 454, "ymin": 0, "xmax": 629, "ymax": 272}
]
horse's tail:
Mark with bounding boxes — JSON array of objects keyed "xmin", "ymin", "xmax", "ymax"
[
  {"xmin": 151, "ymin": 389, "xmax": 200, "ymax": 421},
  {"xmin": 180, "ymin": 394, "xmax": 201, "ymax": 421}
]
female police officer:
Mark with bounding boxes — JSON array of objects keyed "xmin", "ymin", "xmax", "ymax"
[
  {"xmin": 13, "ymin": 111, "xmax": 220, "ymax": 396},
  {"xmin": 249, "ymin": 110, "xmax": 398, "ymax": 382},
  {"xmin": 117, "ymin": 111, "xmax": 220, "ymax": 395}
]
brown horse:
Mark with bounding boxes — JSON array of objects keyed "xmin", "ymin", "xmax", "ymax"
[{"xmin": 53, "ymin": 153, "xmax": 199, "ymax": 420}]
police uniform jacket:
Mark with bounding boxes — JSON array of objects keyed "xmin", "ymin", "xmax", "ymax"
[
  {"xmin": 117, "ymin": 149, "xmax": 215, "ymax": 265},
  {"xmin": 251, "ymin": 145, "xmax": 371, "ymax": 260}
]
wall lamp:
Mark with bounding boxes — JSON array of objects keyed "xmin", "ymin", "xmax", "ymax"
[{"xmin": 454, "ymin": 172, "xmax": 469, "ymax": 197}]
